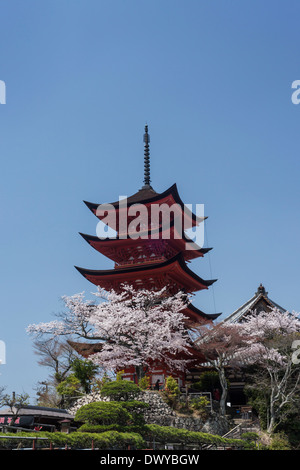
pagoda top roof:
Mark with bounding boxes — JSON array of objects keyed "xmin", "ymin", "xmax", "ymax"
[
  {"xmin": 83, "ymin": 183, "xmax": 204, "ymax": 227},
  {"xmin": 224, "ymin": 284, "xmax": 286, "ymax": 324},
  {"xmin": 83, "ymin": 185, "xmax": 158, "ymax": 211}
]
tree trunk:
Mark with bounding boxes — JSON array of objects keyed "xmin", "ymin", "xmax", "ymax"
[
  {"xmin": 218, "ymin": 367, "xmax": 228, "ymax": 417},
  {"xmin": 267, "ymin": 414, "xmax": 276, "ymax": 434},
  {"xmin": 135, "ymin": 365, "xmax": 145, "ymax": 382},
  {"xmin": 267, "ymin": 389, "xmax": 277, "ymax": 434}
]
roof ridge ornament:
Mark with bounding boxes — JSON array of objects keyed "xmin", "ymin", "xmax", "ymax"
[
  {"xmin": 256, "ymin": 283, "xmax": 268, "ymax": 297},
  {"xmin": 142, "ymin": 124, "xmax": 152, "ymax": 189}
]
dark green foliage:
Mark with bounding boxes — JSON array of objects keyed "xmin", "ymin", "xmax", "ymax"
[
  {"xmin": 193, "ymin": 371, "xmax": 223, "ymax": 394},
  {"xmin": 0, "ymin": 426, "xmax": 253, "ymax": 450},
  {"xmin": 119, "ymin": 400, "xmax": 149, "ymax": 411},
  {"xmin": 0, "ymin": 431, "xmax": 144, "ymax": 450},
  {"xmin": 119, "ymin": 400, "xmax": 148, "ymax": 426},
  {"xmin": 46, "ymin": 430, "xmax": 145, "ymax": 450},
  {"xmin": 100, "ymin": 380, "xmax": 140, "ymax": 401},
  {"xmin": 277, "ymin": 413, "xmax": 300, "ymax": 449},
  {"xmin": 71, "ymin": 358, "xmax": 99, "ymax": 394},
  {"xmin": 243, "ymin": 379, "xmax": 269, "ymax": 429},
  {"xmin": 268, "ymin": 432, "xmax": 291, "ymax": 450},
  {"xmin": 77, "ymin": 423, "xmax": 147, "ymax": 434},
  {"xmin": 74, "ymin": 399, "xmax": 149, "ymax": 429},
  {"xmin": 142, "ymin": 425, "xmax": 254, "ymax": 449},
  {"xmin": 74, "ymin": 401, "xmax": 132, "ymax": 425},
  {"xmin": 240, "ymin": 432, "xmax": 259, "ymax": 442}
]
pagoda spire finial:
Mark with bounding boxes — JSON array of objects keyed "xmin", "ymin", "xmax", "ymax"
[{"xmin": 143, "ymin": 124, "xmax": 151, "ymax": 188}]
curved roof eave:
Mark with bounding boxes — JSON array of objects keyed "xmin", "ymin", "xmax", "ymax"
[
  {"xmin": 83, "ymin": 183, "xmax": 205, "ymax": 225},
  {"xmin": 75, "ymin": 253, "xmax": 217, "ymax": 288}
]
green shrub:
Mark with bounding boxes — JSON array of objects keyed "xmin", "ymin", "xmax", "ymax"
[
  {"xmin": 165, "ymin": 376, "xmax": 180, "ymax": 397},
  {"xmin": 119, "ymin": 400, "xmax": 149, "ymax": 426},
  {"xmin": 119, "ymin": 400, "xmax": 149, "ymax": 411},
  {"xmin": 92, "ymin": 373, "xmax": 112, "ymax": 393},
  {"xmin": 74, "ymin": 401, "xmax": 132, "ymax": 425},
  {"xmin": 269, "ymin": 432, "xmax": 291, "ymax": 450},
  {"xmin": 189, "ymin": 396, "xmax": 210, "ymax": 419},
  {"xmin": 240, "ymin": 432, "xmax": 259, "ymax": 442},
  {"xmin": 138, "ymin": 376, "xmax": 150, "ymax": 390},
  {"xmin": 162, "ymin": 376, "xmax": 180, "ymax": 408},
  {"xmin": 100, "ymin": 380, "xmax": 140, "ymax": 401}
]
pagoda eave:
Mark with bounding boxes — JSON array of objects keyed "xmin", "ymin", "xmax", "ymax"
[
  {"xmin": 68, "ymin": 339, "xmax": 207, "ymax": 366},
  {"xmin": 79, "ymin": 231, "xmax": 212, "ymax": 265},
  {"xmin": 75, "ymin": 253, "xmax": 217, "ymax": 294},
  {"xmin": 67, "ymin": 340, "xmax": 103, "ymax": 358},
  {"xmin": 184, "ymin": 304, "xmax": 221, "ymax": 324}
]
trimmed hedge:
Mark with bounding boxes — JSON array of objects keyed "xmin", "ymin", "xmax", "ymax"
[
  {"xmin": 78, "ymin": 423, "xmax": 147, "ymax": 434},
  {"xmin": 100, "ymin": 381, "xmax": 140, "ymax": 401},
  {"xmin": 74, "ymin": 401, "xmax": 132, "ymax": 425},
  {"xmin": 0, "ymin": 432, "xmax": 50, "ymax": 450},
  {"xmin": 75, "ymin": 400, "xmax": 149, "ymax": 428},
  {"xmin": 118, "ymin": 400, "xmax": 149, "ymax": 411},
  {"xmin": 142, "ymin": 424, "xmax": 255, "ymax": 449},
  {"xmin": 76, "ymin": 423, "xmax": 255, "ymax": 450},
  {"xmin": 0, "ymin": 431, "xmax": 145, "ymax": 450},
  {"xmin": 45, "ymin": 430, "xmax": 145, "ymax": 449},
  {"xmin": 0, "ymin": 426, "xmax": 254, "ymax": 450}
]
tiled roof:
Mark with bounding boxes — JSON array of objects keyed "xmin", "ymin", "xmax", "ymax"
[
  {"xmin": 0, "ymin": 405, "xmax": 75, "ymax": 419},
  {"xmin": 224, "ymin": 284, "xmax": 286, "ymax": 324}
]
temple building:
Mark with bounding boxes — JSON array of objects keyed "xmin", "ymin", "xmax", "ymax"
[
  {"xmin": 223, "ymin": 284, "xmax": 287, "ymax": 409},
  {"xmin": 72, "ymin": 126, "xmax": 220, "ymax": 388},
  {"xmin": 224, "ymin": 283, "xmax": 286, "ymax": 324}
]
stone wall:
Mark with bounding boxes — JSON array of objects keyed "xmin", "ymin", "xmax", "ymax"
[
  {"xmin": 68, "ymin": 390, "xmax": 229, "ymax": 436},
  {"xmin": 135, "ymin": 391, "xmax": 229, "ymax": 435}
]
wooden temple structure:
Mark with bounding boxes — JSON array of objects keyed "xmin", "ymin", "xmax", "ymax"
[
  {"xmin": 222, "ymin": 284, "xmax": 288, "ymax": 409},
  {"xmin": 224, "ymin": 283, "xmax": 286, "ymax": 324},
  {"xmin": 72, "ymin": 126, "xmax": 220, "ymax": 388}
]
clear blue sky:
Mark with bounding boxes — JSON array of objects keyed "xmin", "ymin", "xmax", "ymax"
[{"xmin": 1, "ymin": 0, "xmax": 300, "ymax": 401}]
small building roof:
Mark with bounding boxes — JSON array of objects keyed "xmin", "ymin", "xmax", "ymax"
[
  {"xmin": 0, "ymin": 405, "xmax": 75, "ymax": 419},
  {"xmin": 224, "ymin": 284, "xmax": 286, "ymax": 324}
]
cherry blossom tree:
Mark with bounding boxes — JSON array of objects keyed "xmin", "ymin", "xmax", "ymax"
[
  {"xmin": 240, "ymin": 308, "xmax": 300, "ymax": 433},
  {"xmin": 27, "ymin": 285, "xmax": 193, "ymax": 381},
  {"xmin": 194, "ymin": 322, "xmax": 250, "ymax": 416}
]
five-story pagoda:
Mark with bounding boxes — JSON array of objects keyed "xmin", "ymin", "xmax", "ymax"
[{"xmin": 73, "ymin": 126, "xmax": 219, "ymax": 387}]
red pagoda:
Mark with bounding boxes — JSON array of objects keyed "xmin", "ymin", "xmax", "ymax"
[{"xmin": 73, "ymin": 126, "xmax": 220, "ymax": 388}]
